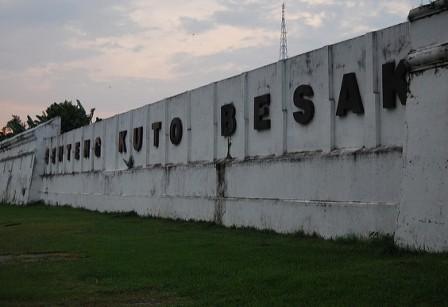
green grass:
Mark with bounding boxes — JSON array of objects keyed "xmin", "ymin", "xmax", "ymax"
[{"xmin": 1, "ymin": 203, "xmax": 448, "ymax": 306}]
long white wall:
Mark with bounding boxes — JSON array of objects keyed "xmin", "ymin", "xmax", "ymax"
[
  {"xmin": 39, "ymin": 22, "xmax": 410, "ymax": 239},
  {"xmin": 3, "ymin": 1, "xmax": 448, "ymax": 251}
]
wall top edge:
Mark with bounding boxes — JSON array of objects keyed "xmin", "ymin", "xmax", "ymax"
[
  {"xmin": 407, "ymin": 43, "xmax": 448, "ymax": 71},
  {"xmin": 0, "ymin": 133, "xmax": 36, "ymax": 152},
  {"xmin": 409, "ymin": 0, "xmax": 448, "ymax": 22},
  {"xmin": 0, "ymin": 117, "xmax": 60, "ymax": 150}
]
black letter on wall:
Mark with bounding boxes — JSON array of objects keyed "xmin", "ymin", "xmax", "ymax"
[
  {"xmin": 133, "ymin": 127, "xmax": 143, "ymax": 151},
  {"xmin": 58, "ymin": 146, "xmax": 64, "ymax": 162},
  {"xmin": 66, "ymin": 144, "xmax": 72, "ymax": 161},
  {"xmin": 51, "ymin": 148, "xmax": 56, "ymax": 164},
  {"xmin": 170, "ymin": 118, "xmax": 183, "ymax": 145},
  {"xmin": 94, "ymin": 137, "xmax": 101, "ymax": 158},
  {"xmin": 118, "ymin": 131, "xmax": 127, "ymax": 153},
  {"xmin": 254, "ymin": 94, "xmax": 271, "ymax": 131},
  {"xmin": 45, "ymin": 148, "xmax": 50, "ymax": 165},
  {"xmin": 75, "ymin": 142, "xmax": 80, "ymax": 160},
  {"xmin": 293, "ymin": 85, "xmax": 315, "ymax": 125},
  {"xmin": 152, "ymin": 122, "xmax": 162, "ymax": 148},
  {"xmin": 382, "ymin": 60, "xmax": 407, "ymax": 109},
  {"xmin": 84, "ymin": 140, "xmax": 91, "ymax": 159},
  {"xmin": 336, "ymin": 73, "xmax": 364, "ymax": 117},
  {"xmin": 221, "ymin": 103, "xmax": 237, "ymax": 137}
]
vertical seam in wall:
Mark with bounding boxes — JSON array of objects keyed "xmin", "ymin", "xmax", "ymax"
[
  {"xmin": 328, "ymin": 45, "xmax": 336, "ymax": 151},
  {"xmin": 187, "ymin": 91, "xmax": 192, "ymax": 163},
  {"xmin": 26, "ymin": 153, "xmax": 36, "ymax": 202},
  {"xmin": 91, "ymin": 124, "xmax": 94, "ymax": 171},
  {"xmin": 215, "ymin": 162, "xmax": 225, "ymax": 225},
  {"xmin": 146, "ymin": 105, "xmax": 150, "ymax": 166},
  {"xmin": 164, "ymin": 99, "xmax": 169, "ymax": 165},
  {"xmin": 372, "ymin": 31, "xmax": 381, "ymax": 147},
  {"xmin": 102, "ymin": 120, "xmax": 106, "ymax": 171},
  {"xmin": 281, "ymin": 60, "xmax": 288, "ymax": 154},
  {"xmin": 80, "ymin": 127, "xmax": 84, "ymax": 172},
  {"xmin": 129, "ymin": 111, "xmax": 134, "ymax": 164},
  {"xmin": 59, "ymin": 134, "xmax": 62, "ymax": 174},
  {"xmin": 365, "ymin": 32, "xmax": 381, "ymax": 148},
  {"xmin": 114, "ymin": 116, "xmax": 118, "ymax": 170},
  {"xmin": 213, "ymin": 82, "xmax": 218, "ymax": 161},
  {"xmin": 55, "ymin": 136, "xmax": 59, "ymax": 175},
  {"xmin": 50, "ymin": 137, "xmax": 54, "ymax": 175},
  {"xmin": 163, "ymin": 100, "xmax": 169, "ymax": 197},
  {"xmin": 65, "ymin": 134, "xmax": 68, "ymax": 174},
  {"xmin": 71, "ymin": 133, "xmax": 75, "ymax": 174},
  {"xmin": 62, "ymin": 135, "xmax": 65, "ymax": 174},
  {"xmin": 56, "ymin": 134, "xmax": 64, "ymax": 174},
  {"xmin": 243, "ymin": 72, "xmax": 249, "ymax": 158}
]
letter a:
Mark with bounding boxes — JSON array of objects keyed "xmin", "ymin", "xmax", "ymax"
[{"xmin": 336, "ymin": 73, "xmax": 364, "ymax": 117}]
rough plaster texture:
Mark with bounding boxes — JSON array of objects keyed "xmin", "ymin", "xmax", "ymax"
[
  {"xmin": 395, "ymin": 2, "xmax": 448, "ymax": 251},
  {"xmin": 40, "ymin": 150, "xmax": 400, "ymax": 238},
  {"xmin": 2, "ymin": 2, "xmax": 448, "ymax": 251},
  {"xmin": 0, "ymin": 118, "xmax": 60, "ymax": 204}
]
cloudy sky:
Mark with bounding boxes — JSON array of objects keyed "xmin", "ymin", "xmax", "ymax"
[{"xmin": 0, "ymin": 0, "xmax": 424, "ymax": 127}]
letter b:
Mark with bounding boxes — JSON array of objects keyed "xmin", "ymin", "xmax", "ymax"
[{"xmin": 221, "ymin": 103, "xmax": 237, "ymax": 137}]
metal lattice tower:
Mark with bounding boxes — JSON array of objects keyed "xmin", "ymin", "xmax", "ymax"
[{"xmin": 279, "ymin": 2, "xmax": 288, "ymax": 60}]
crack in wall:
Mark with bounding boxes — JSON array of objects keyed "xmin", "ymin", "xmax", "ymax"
[{"xmin": 214, "ymin": 162, "xmax": 226, "ymax": 225}]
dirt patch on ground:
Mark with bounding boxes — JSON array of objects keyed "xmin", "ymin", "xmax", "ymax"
[
  {"xmin": 3, "ymin": 222, "xmax": 21, "ymax": 227},
  {"xmin": 0, "ymin": 252, "xmax": 81, "ymax": 264}
]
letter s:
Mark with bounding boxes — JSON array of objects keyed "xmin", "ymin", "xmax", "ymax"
[{"xmin": 293, "ymin": 84, "xmax": 315, "ymax": 125}]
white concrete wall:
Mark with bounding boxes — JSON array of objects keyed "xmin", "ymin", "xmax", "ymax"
[
  {"xmin": 0, "ymin": 118, "xmax": 60, "ymax": 204},
  {"xmin": 40, "ymin": 148, "xmax": 400, "ymax": 238},
  {"xmin": 149, "ymin": 100, "xmax": 167, "ymax": 165},
  {"xmin": 5, "ymin": 2, "xmax": 448, "ymax": 251},
  {"xmin": 395, "ymin": 2, "xmax": 448, "ymax": 251},
  {"xmin": 35, "ymin": 21, "xmax": 413, "ymax": 240},
  {"xmin": 190, "ymin": 84, "xmax": 215, "ymax": 162},
  {"xmin": 286, "ymin": 47, "xmax": 330, "ymax": 152}
]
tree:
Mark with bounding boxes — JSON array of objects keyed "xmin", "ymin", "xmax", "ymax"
[
  {"xmin": 0, "ymin": 127, "xmax": 11, "ymax": 142},
  {"xmin": 27, "ymin": 100, "xmax": 95, "ymax": 133},
  {"xmin": 0, "ymin": 115, "xmax": 26, "ymax": 142},
  {"xmin": 0, "ymin": 100, "xmax": 96, "ymax": 142},
  {"xmin": 7, "ymin": 115, "xmax": 26, "ymax": 135}
]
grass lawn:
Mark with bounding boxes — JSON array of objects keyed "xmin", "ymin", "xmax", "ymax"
[{"xmin": 1, "ymin": 203, "xmax": 448, "ymax": 306}]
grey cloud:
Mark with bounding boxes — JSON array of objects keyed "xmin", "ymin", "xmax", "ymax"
[
  {"xmin": 0, "ymin": 0, "xmax": 81, "ymax": 27},
  {"xmin": 0, "ymin": 0, "xmax": 143, "ymax": 72},
  {"xmin": 179, "ymin": 16, "xmax": 216, "ymax": 34},
  {"xmin": 177, "ymin": 0, "xmax": 277, "ymax": 35},
  {"xmin": 0, "ymin": 0, "xmax": 141, "ymax": 36},
  {"xmin": 170, "ymin": 43, "xmax": 278, "ymax": 81},
  {"xmin": 212, "ymin": 0, "xmax": 277, "ymax": 29},
  {"xmin": 0, "ymin": 26, "xmax": 99, "ymax": 71}
]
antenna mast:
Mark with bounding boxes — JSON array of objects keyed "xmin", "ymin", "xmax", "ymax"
[{"xmin": 279, "ymin": 2, "xmax": 288, "ymax": 60}]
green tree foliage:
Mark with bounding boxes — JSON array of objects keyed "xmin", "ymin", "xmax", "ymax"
[
  {"xmin": 1, "ymin": 100, "xmax": 95, "ymax": 142},
  {"xmin": 27, "ymin": 100, "xmax": 95, "ymax": 133},
  {"xmin": 0, "ymin": 127, "xmax": 10, "ymax": 142},
  {"xmin": 7, "ymin": 115, "xmax": 26, "ymax": 135},
  {"xmin": 0, "ymin": 115, "xmax": 26, "ymax": 141}
]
